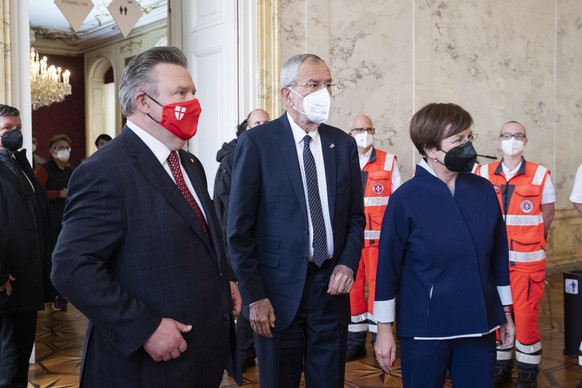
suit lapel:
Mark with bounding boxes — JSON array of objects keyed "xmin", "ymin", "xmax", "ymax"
[
  {"xmin": 275, "ymin": 116, "xmax": 309, "ymax": 219},
  {"xmin": 319, "ymin": 125, "xmax": 337, "ymax": 222},
  {"xmin": 123, "ymin": 129, "xmax": 215, "ymax": 256}
]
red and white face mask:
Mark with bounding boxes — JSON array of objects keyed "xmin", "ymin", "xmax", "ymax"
[{"xmin": 146, "ymin": 93, "xmax": 202, "ymax": 140}]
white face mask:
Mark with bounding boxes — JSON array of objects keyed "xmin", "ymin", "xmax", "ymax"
[
  {"xmin": 289, "ymin": 87, "xmax": 331, "ymax": 124},
  {"xmin": 56, "ymin": 149, "xmax": 70, "ymax": 163},
  {"xmin": 500, "ymin": 138, "xmax": 524, "ymax": 156},
  {"xmin": 354, "ymin": 132, "xmax": 374, "ymax": 149}
]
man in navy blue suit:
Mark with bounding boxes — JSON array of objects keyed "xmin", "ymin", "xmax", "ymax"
[
  {"xmin": 51, "ymin": 47, "xmax": 242, "ymax": 387},
  {"xmin": 228, "ymin": 54, "xmax": 365, "ymax": 387}
]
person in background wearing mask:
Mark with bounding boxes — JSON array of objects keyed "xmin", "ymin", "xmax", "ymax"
[
  {"xmin": 213, "ymin": 108, "xmax": 270, "ymax": 373},
  {"xmin": 50, "ymin": 46, "xmax": 242, "ymax": 387},
  {"xmin": 346, "ymin": 114, "xmax": 400, "ymax": 361},
  {"xmin": 569, "ymin": 163, "xmax": 582, "ymax": 388},
  {"xmin": 94, "ymin": 133, "xmax": 112, "ymax": 150},
  {"xmin": 34, "ymin": 134, "xmax": 75, "ymax": 311},
  {"xmin": 32, "ymin": 135, "xmax": 46, "ymax": 168},
  {"xmin": 480, "ymin": 121, "xmax": 555, "ymax": 388},
  {"xmin": 0, "ymin": 104, "xmax": 52, "ymax": 387},
  {"xmin": 374, "ymin": 103, "xmax": 515, "ymax": 388},
  {"xmin": 228, "ymin": 53, "xmax": 365, "ymax": 387}
]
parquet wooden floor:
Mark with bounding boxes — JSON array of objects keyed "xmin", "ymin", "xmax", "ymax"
[{"xmin": 27, "ymin": 272, "xmax": 582, "ymax": 387}]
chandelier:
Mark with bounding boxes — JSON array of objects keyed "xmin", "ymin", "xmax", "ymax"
[{"xmin": 30, "ymin": 48, "xmax": 72, "ymax": 110}]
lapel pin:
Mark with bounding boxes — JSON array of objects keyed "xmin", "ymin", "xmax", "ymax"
[
  {"xmin": 330, "ymin": 143, "xmax": 335, "ymax": 149},
  {"xmin": 189, "ymin": 158, "xmax": 194, "ymax": 164}
]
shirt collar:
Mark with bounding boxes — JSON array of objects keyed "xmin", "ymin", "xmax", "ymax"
[
  {"xmin": 418, "ymin": 158, "xmax": 438, "ymax": 177},
  {"xmin": 126, "ymin": 120, "xmax": 172, "ymax": 164},
  {"xmin": 287, "ymin": 112, "xmax": 321, "ymax": 146}
]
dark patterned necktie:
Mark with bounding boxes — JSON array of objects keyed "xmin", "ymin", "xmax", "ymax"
[
  {"xmin": 167, "ymin": 151, "xmax": 210, "ymax": 242},
  {"xmin": 303, "ymin": 135, "xmax": 328, "ymax": 267}
]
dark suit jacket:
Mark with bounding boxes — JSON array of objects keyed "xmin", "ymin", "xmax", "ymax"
[
  {"xmin": 51, "ymin": 127, "xmax": 240, "ymax": 387},
  {"xmin": 227, "ymin": 113, "xmax": 365, "ymax": 330},
  {"xmin": 0, "ymin": 149, "xmax": 52, "ymax": 315}
]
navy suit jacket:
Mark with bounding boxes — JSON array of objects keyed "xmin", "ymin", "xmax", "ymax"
[
  {"xmin": 51, "ymin": 127, "xmax": 240, "ymax": 387},
  {"xmin": 375, "ymin": 165, "xmax": 510, "ymax": 338},
  {"xmin": 227, "ymin": 114, "xmax": 365, "ymax": 330}
]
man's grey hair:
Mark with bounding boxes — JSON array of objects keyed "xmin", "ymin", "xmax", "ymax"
[
  {"xmin": 0, "ymin": 104, "xmax": 20, "ymax": 118},
  {"xmin": 119, "ymin": 46, "xmax": 188, "ymax": 117},
  {"xmin": 280, "ymin": 54, "xmax": 325, "ymax": 87}
]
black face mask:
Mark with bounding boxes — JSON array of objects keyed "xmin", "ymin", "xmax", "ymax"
[
  {"xmin": 441, "ymin": 141, "xmax": 477, "ymax": 173},
  {"xmin": 1, "ymin": 129, "xmax": 23, "ymax": 152}
]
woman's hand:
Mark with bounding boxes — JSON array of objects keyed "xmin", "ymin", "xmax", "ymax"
[
  {"xmin": 374, "ymin": 322, "xmax": 397, "ymax": 373},
  {"xmin": 498, "ymin": 313, "xmax": 516, "ymax": 347}
]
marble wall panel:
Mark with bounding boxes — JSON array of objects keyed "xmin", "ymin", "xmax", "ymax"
[
  {"xmin": 277, "ymin": 0, "xmax": 581, "ymax": 204},
  {"xmin": 277, "ymin": 0, "xmax": 582, "ymax": 268},
  {"xmin": 556, "ymin": 0, "xmax": 582, "ymax": 206},
  {"xmin": 415, "ymin": 0, "xmax": 556, "ymax": 174}
]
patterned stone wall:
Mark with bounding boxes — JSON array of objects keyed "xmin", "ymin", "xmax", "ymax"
[{"xmin": 277, "ymin": 0, "xmax": 582, "ymax": 270}]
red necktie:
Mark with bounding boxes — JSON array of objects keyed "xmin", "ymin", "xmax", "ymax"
[{"xmin": 167, "ymin": 151, "xmax": 211, "ymax": 242}]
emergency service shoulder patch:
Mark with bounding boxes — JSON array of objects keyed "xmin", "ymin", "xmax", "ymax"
[
  {"xmin": 520, "ymin": 200, "xmax": 534, "ymax": 214},
  {"xmin": 372, "ymin": 183, "xmax": 384, "ymax": 195}
]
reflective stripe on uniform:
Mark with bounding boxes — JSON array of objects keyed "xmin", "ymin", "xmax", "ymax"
[
  {"xmin": 516, "ymin": 352, "xmax": 541, "ymax": 365},
  {"xmin": 504, "ymin": 214, "xmax": 544, "ymax": 226},
  {"xmin": 364, "ymin": 196, "xmax": 389, "ymax": 206},
  {"xmin": 369, "ymin": 323, "xmax": 378, "ymax": 333},
  {"xmin": 516, "ymin": 340, "xmax": 542, "ymax": 365},
  {"xmin": 496, "ymin": 349, "xmax": 513, "ymax": 360},
  {"xmin": 348, "ymin": 323, "xmax": 369, "ymax": 333},
  {"xmin": 531, "ymin": 165, "xmax": 548, "ymax": 186},
  {"xmin": 351, "ymin": 313, "xmax": 368, "ymax": 323},
  {"xmin": 364, "ymin": 230, "xmax": 381, "ymax": 240},
  {"xmin": 384, "ymin": 154, "xmax": 395, "ymax": 171},
  {"xmin": 516, "ymin": 340, "xmax": 542, "ymax": 354},
  {"xmin": 509, "ymin": 250, "xmax": 546, "ymax": 262}
]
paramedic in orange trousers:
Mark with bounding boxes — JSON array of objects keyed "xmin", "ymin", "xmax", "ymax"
[
  {"xmin": 346, "ymin": 114, "xmax": 400, "ymax": 361},
  {"xmin": 480, "ymin": 121, "xmax": 555, "ymax": 388}
]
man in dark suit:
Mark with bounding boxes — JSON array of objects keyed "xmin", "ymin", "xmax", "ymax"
[
  {"xmin": 0, "ymin": 104, "xmax": 52, "ymax": 387},
  {"xmin": 51, "ymin": 47, "xmax": 242, "ymax": 387},
  {"xmin": 228, "ymin": 54, "xmax": 365, "ymax": 387}
]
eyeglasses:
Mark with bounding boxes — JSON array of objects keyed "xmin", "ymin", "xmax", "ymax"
[
  {"xmin": 288, "ymin": 81, "xmax": 337, "ymax": 90},
  {"xmin": 499, "ymin": 132, "xmax": 526, "ymax": 141},
  {"xmin": 53, "ymin": 146, "xmax": 71, "ymax": 152},
  {"xmin": 445, "ymin": 134, "xmax": 478, "ymax": 147},
  {"xmin": 351, "ymin": 127, "xmax": 376, "ymax": 135}
]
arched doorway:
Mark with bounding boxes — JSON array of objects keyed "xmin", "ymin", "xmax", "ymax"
[{"xmin": 86, "ymin": 56, "xmax": 116, "ymax": 156}]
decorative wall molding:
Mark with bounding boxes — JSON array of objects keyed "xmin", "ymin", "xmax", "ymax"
[
  {"xmin": 258, "ymin": 0, "xmax": 280, "ymax": 118},
  {"xmin": 0, "ymin": 0, "xmax": 10, "ymax": 104}
]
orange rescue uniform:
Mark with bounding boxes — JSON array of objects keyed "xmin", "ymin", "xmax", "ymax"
[
  {"xmin": 481, "ymin": 159, "xmax": 550, "ymax": 366},
  {"xmin": 349, "ymin": 148, "xmax": 398, "ymax": 334}
]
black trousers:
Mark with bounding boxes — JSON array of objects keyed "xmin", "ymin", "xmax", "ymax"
[{"xmin": 0, "ymin": 311, "xmax": 37, "ymax": 388}]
